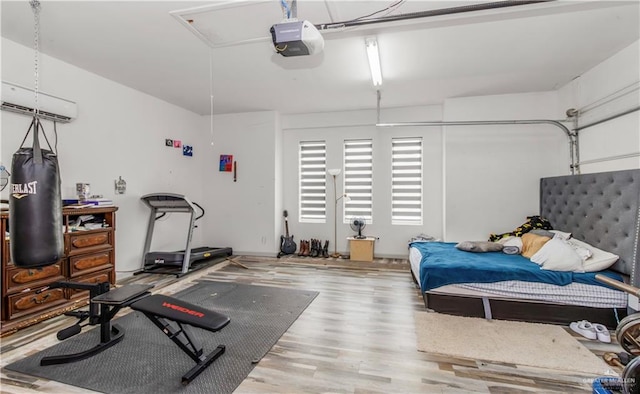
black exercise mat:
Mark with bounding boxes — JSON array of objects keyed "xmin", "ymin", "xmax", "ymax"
[{"xmin": 5, "ymin": 281, "xmax": 318, "ymax": 394}]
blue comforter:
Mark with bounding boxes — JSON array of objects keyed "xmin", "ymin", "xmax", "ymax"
[{"xmin": 411, "ymin": 241, "xmax": 623, "ymax": 292}]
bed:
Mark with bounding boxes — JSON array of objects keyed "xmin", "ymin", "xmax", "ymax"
[{"xmin": 410, "ymin": 169, "xmax": 640, "ymax": 328}]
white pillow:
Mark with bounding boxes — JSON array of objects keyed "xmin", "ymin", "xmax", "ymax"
[
  {"xmin": 550, "ymin": 230, "xmax": 572, "ymax": 240},
  {"xmin": 567, "ymin": 240, "xmax": 592, "ymax": 261},
  {"xmin": 567, "ymin": 238, "xmax": 619, "ymax": 272},
  {"xmin": 530, "ymin": 238, "xmax": 584, "ymax": 272}
]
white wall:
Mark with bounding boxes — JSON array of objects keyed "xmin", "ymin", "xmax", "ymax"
[
  {"xmin": 281, "ymin": 93, "xmax": 573, "ymax": 256},
  {"xmin": 1, "ymin": 38, "xmax": 207, "ymax": 279},
  {"xmin": 442, "ymin": 92, "xmax": 568, "ymax": 242},
  {"xmin": 282, "ymin": 106, "xmax": 444, "ymax": 258},
  {"xmin": 556, "ymin": 40, "xmax": 640, "ymax": 310},
  {"xmin": 557, "ymin": 40, "xmax": 640, "ymax": 173},
  {"xmin": 3, "ymin": 38, "xmax": 636, "ymax": 265},
  {"xmin": 199, "ymin": 111, "xmax": 280, "ymax": 256}
]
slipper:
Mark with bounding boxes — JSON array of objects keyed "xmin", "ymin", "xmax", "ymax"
[
  {"xmin": 570, "ymin": 320, "xmax": 597, "ymax": 340},
  {"xmin": 594, "ymin": 323, "xmax": 612, "ymax": 343}
]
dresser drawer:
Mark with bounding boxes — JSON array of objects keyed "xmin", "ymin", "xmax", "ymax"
[
  {"xmin": 68, "ymin": 230, "xmax": 113, "ymax": 255},
  {"xmin": 6, "ymin": 287, "xmax": 67, "ymax": 320},
  {"xmin": 5, "ymin": 264, "xmax": 65, "ymax": 294},
  {"xmin": 67, "ymin": 269, "xmax": 112, "ymax": 300},
  {"xmin": 68, "ymin": 250, "xmax": 113, "ymax": 278}
]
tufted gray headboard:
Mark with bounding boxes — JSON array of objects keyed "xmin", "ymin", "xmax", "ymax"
[{"xmin": 540, "ymin": 169, "xmax": 640, "ymax": 285}]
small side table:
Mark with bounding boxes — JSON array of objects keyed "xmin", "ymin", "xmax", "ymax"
[{"xmin": 347, "ymin": 236, "xmax": 376, "ymax": 262}]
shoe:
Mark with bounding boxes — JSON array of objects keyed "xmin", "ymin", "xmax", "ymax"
[
  {"xmin": 321, "ymin": 240, "xmax": 329, "ymax": 258},
  {"xmin": 594, "ymin": 323, "xmax": 612, "ymax": 343},
  {"xmin": 618, "ymin": 352, "xmax": 636, "ymax": 365},
  {"xmin": 310, "ymin": 239, "xmax": 319, "ymax": 258},
  {"xmin": 302, "ymin": 240, "xmax": 310, "ymax": 257},
  {"xmin": 570, "ymin": 320, "xmax": 597, "ymax": 340},
  {"xmin": 603, "ymin": 352, "xmax": 623, "ymax": 368}
]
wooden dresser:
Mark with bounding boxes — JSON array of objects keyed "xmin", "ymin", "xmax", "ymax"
[{"xmin": 0, "ymin": 206, "xmax": 117, "ymax": 336}]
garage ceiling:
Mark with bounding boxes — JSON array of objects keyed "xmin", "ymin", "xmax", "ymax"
[{"xmin": 1, "ymin": 1, "xmax": 638, "ymax": 115}]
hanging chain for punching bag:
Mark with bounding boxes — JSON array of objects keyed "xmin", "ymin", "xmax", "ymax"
[
  {"xmin": 32, "ymin": 0, "xmax": 41, "ymax": 118},
  {"xmin": 9, "ymin": 0, "xmax": 65, "ymax": 268}
]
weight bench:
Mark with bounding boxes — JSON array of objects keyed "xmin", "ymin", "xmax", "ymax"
[{"xmin": 39, "ymin": 281, "xmax": 230, "ymax": 385}]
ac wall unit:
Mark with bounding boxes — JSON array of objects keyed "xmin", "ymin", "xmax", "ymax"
[{"xmin": 1, "ymin": 81, "xmax": 77, "ymax": 123}]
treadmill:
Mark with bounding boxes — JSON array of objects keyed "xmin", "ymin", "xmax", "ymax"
[{"xmin": 137, "ymin": 193, "xmax": 232, "ymax": 277}]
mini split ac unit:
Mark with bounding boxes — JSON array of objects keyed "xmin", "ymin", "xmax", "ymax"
[{"xmin": 1, "ymin": 81, "xmax": 77, "ymax": 123}]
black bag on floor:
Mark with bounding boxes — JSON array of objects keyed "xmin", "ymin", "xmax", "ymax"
[{"xmin": 9, "ymin": 116, "xmax": 64, "ymax": 268}]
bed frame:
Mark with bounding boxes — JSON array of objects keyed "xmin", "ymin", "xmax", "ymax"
[{"xmin": 420, "ymin": 169, "xmax": 640, "ymax": 328}]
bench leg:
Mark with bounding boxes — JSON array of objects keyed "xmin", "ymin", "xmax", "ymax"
[
  {"xmin": 181, "ymin": 345, "xmax": 226, "ymax": 385},
  {"xmin": 40, "ymin": 324, "xmax": 124, "ymax": 366},
  {"xmin": 140, "ymin": 313, "xmax": 226, "ymax": 385}
]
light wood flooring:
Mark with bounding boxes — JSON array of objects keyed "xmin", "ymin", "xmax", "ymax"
[{"xmin": 0, "ymin": 255, "xmax": 625, "ymax": 393}]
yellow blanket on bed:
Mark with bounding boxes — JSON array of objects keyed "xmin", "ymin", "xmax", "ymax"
[{"xmin": 521, "ymin": 233, "xmax": 551, "ymax": 258}]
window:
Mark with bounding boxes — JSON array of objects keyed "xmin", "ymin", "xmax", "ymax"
[
  {"xmin": 343, "ymin": 139, "xmax": 373, "ymax": 223},
  {"xmin": 299, "ymin": 141, "xmax": 326, "ymax": 222},
  {"xmin": 391, "ymin": 137, "xmax": 422, "ymax": 225}
]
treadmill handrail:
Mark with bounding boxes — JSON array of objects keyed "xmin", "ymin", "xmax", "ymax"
[
  {"xmin": 153, "ymin": 207, "xmax": 193, "ymax": 214},
  {"xmin": 141, "ymin": 193, "xmax": 196, "ymax": 213}
]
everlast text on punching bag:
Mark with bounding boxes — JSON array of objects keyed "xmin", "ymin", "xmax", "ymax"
[{"xmin": 9, "ymin": 117, "xmax": 64, "ymax": 267}]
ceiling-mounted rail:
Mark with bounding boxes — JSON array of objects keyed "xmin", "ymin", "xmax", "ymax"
[
  {"xmin": 376, "ymin": 90, "xmax": 381, "ymax": 125},
  {"xmin": 574, "ymin": 106, "xmax": 640, "ymax": 132},
  {"xmin": 577, "ymin": 152, "xmax": 640, "ymax": 167},
  {"xmin": 316, "ymin": 0, "xmax": 551, "ymax": 31},
  {"xmin": 567, "ymin": 105, "xmax": 640, "ymax": 171},
  {"xmin": 377, "ymin": 119, "xmax": 577, "ymax": 174},
  {"xmin": 577, "ymin": 82, "xmax": 639, "ymax": 116},
  {"xmin": 377, "ymin": 119, "xmax": 571, "ymax": 137}
]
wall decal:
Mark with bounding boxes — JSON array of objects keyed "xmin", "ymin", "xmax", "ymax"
[
  {"xmin": 173, "ymin": 140, "xmax": 182, "ymax": 148},
  {"xmin": 165, "ymin": 139, "xmax": 173, "ymax": 147},
  {"xmin": 183, "ymin": 145, "xmax": 193, "ymax": 157},
  {"xmin": 219, "ymin": 155, "xmax": 233, "ymax": 172}
]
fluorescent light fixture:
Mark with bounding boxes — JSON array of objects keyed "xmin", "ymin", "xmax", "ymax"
[{"xmin": 365, "ymin": 37, "xmax": 382, "ymax": 87}]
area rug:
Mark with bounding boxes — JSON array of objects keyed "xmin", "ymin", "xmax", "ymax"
[
  {"xmin": 414, "ymin": 311, "xmax": 612, "ymax": 375},
  {"xmin": 5, "ymin": 281, "xmax": 318, "ymax": 394}
]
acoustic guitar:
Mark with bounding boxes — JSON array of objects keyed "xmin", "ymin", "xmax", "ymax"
[{"xmin": 278, "ymin": 210, "xmax": 296, "ymax": 258}]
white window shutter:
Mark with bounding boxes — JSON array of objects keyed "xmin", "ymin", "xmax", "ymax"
[
  {"xmin": 344, "ymin": 139, "xmax": 373, "ymax": 223},
  {"xmin": 299, "ymin": 141, "xmax": 326, "ymax": 222},
  {"xmin": 392, "ymin": 137, "xmax": 422, "ymax": 225}
]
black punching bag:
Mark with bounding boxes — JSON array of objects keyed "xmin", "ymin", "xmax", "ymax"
[{"xmin": 9, "ymin": 117, "xmax": 64, "ymax": 267}]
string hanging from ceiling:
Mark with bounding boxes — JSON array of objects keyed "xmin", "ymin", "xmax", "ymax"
[
  {"xmin": 209, "ymin": 47, "xmax": 214, "ymax": 146},
  {"xmin": 30, "ymin": 0, "xmax": 41, "ymax": 116}
]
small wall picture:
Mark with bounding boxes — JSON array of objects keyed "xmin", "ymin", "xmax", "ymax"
[
  {"xmin": 219, "ymin": 155, "xmax": 233, "ymax": 172},
  {"xmin": 165, "ymin": 139, "xmax": 173, "ymax": 147},
  {"xmin": 183, "ymin": 145, "xmax": 193, "ymax": 157},
  {"xmin": 173, "ymin": 140, "xmax": 182, "ymax": 148}
]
